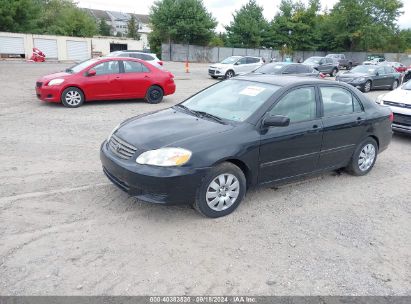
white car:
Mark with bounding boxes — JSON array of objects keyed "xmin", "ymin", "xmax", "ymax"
[
  {"xmin": 376, "ymin": 81, "xmax": 411, "ymax": 134},
  {"xmin": 208, "ymin": 56, "xmax": 264, "ymax": 79},
  {"xmin": 108, "ymin": 51, "xmax": 164, "ymax": 69},
  {"xmin": 363, "ymin": 58, "xmax": 386, "ymax": 65}
]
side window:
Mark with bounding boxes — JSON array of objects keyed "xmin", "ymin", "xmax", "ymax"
[
  {"xmin": 320, "ymin": 87, "xmax": 363, "ymax": 117},
  {"xmin": 92, "ymin": 61, "xmax": 120, "ymax": 75},
  {"xmin": 269, "ymin": 87, "xmax": 317, "ymax": 123},
  {"xmin": 283, "ymin": 65, "xmax": 297, "ymax": 74},
  {"xmin": 141, "ymin": 54, "xmax": 154, "ymax": 61},
  {"xmin": 246, "ymin": 57, "xmax": 259, "ymax": 64},
  {"xmin": 237, "ymin": 57, "xmax": 247, "ymax": 65},
  {"xmin": 326, "ymin": 58, "xmax": 333, "ymax": 64},
  {"xmin": 123, "ymin": 61, "xmax": 149, "ymax": 73},
  {"xmin": 295, "ymin": 65, "xmax": 309, "ymax": 73},
  {"xmin": 384, "ymin": 66, "xmax": 394, "ymax": 74},
  {"xmin": 377, "ymin": 67, "xmax": 386, "ymax": 75}
]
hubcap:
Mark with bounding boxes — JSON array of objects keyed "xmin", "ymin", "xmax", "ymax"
[
  {"xmin": 365, "ymin": 82, "xmax": 371, "ymax": 92},
  {"xmin": 65, "ymin": 91, "xmax": 81, "ymax": 106},
  {"xmin": 206, "ymin": 173, "xmax": 240, "ymax": 211},
  {"xmin": 150, "ymin": 89, "xmax": 161, "ymax": 100},
  {"xmin": 226, "ymin": 72, "xmax": 233, "ymax": 78},
  {"xmin": 393, "ymin": 81, "xmax": 398, "ymax": 89},
  {"xmin": 358, "ymin": 144, "xmax": 376, "ymax": 172}
]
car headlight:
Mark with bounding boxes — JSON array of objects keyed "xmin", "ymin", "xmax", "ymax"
[
  {"xmin": 136, "ymin": 148, "xmax": 192, "ymax": 166},
  {"xmin": 376, "ymin": 94, "xmax": 385, "ymax": 104},
  {"xmin": 107, "ymin": 124, "xmax": 120, "ymax": 141},
  {"xmin": 48, "ymin": 78, "xmax": 65, "ymax": 86}
]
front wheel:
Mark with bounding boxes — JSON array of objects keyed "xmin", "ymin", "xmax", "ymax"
[
  {"xmin": 193, "ymin": 162, "xmax": 246, "ymax": 218},
  {"xmin": 145, "ymin": 85, "xmax": 164, "ymax": 104},
  {"xmin": 346, "ymin": 138, "xmax": 378, "ymax": 176},
  {"xmin": 391, "ymin": 80, "xmax": 399, "ymax": 90},
  {"xmin": 363, "ymin": 80, "xmax": 372, "ymax": 93},
  {"xmin": 225, "ymin": 70, "xmax": 235, "ymax": 79},
  {"xmin": 61, "ymin": 87, "xmax": 84, "ymax": 108}
]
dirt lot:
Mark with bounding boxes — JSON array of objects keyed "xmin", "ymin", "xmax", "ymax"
[{"xmin": 0, "ymin": 61, "xmax": 410, "ymax": 296}]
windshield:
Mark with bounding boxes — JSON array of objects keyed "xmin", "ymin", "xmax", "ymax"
[
  {"xmin": 304, "ymin": 57, "xmax": 321, "ymax": 64},
  {"xmin": 402, "ymin": 81, "xmax": 411, "ymax": 90},
  {"xmin": 220, "ymin": 56, "xmax": 241, "ymax": 64},
  {"xmin": 180, "ymin": 80, "xmax": 280, "ymax": 122},
  {"xmin": 326, "ymin": 54, "xmax": 337, "ymax": 58},
  {"xmin": 66, "ymin": 59, "xmax": 99, "ymax": 73},
  {"xmin": 350, "ymin": 65, "xmax": 376, "ymax": 74},
  {"xmin": 254, "ymin": 63, "xmax": 285, "ymax": 74}
]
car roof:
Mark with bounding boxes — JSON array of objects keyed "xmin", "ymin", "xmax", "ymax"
[{"xmin": 234, "ymin": 74, "xmax": 332, "ymax": 87}]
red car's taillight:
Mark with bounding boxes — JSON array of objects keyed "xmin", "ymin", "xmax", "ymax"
[
  {"xmin": 389, "ymin": 112, "xmax": 394, "ymax": 122},
  {"xmin": 319, "ymin": 73, "xmax": 325, "ymax": 79},
  {"xmin": 158, "ymin": 61, "xmax": 163, "ymax": 66}
]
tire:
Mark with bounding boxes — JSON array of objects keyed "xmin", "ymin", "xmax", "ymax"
[
  {"xmin": 330, "ymin": 68, "xmax": 338, "ymax": 77},
  {"xmin": 193, "ymin": 162, "xmax": 246, "ymax": 218},
  {"xmin": 363, "ymin": 80, "xmax": 372, "ymax": 93},
  {"xmin": 346, "ymin": 137, "xmax": 378, "ymax": 176},
  {"xmin": 225, "ymin": 70, "xmax": 235, "ymax": 79},
  {"xmin": 390, "ymin": 80, "xmax": 399, "ymax": 90},
  {"xmin": 347, "ymin": 62, "xmax": 352, "ymax": 70},
  {"xmin": 61, "ymin": 87, "xmax": 84, "ymax": 108},
  {"xmin": 145, "ymin": 85, "xmax": 164, "ymax": 104}
]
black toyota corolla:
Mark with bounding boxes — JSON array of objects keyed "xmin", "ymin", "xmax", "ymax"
[{"xmin": 100, "ymin": 75, "xmax": 393, "ymax": 218}]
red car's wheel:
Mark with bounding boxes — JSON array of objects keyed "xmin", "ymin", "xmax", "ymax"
[
  {"xmin": 61, "ymin": 87, "xmax": 84, "ymax": 108},
  {"xmin": 145, "ymin": 85, "xmax": 164, "ymax": 104}
]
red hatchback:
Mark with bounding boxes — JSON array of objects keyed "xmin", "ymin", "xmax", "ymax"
[{"xmin": 35, "ymin": 57, "xmax": 176, "ymax": 108}]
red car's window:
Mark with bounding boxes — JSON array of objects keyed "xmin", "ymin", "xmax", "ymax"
[
  {"xmin": 93, "ymin": 61, "xmax": 120, "ymax": 75},
  {"xmin": 123, "ymin": 61, "xmax": 150, "ymax": 73}
]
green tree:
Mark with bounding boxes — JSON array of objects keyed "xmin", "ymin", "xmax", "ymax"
[
  {"xmin": 149, "ymin": 0, "xmax": 217, "ymax": 52},
  {"xmin": 225, "ymin": 0, "xmax": 268, "ymax": 48},
  {"xmin": 127, "ymin": 15, "xmax": 140, "ymax": 40},
  {"xmin": 0, "ymin": 0, "xmax": 41, "ymax": 33},
  {"xmin": 98, "ymin": 18, "xmax": 111, "ymax": 36}
]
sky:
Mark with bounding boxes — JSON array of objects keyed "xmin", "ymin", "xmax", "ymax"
[{"xmin": 77, "ymin": 0, "xmax": 411, "ymax": 32}]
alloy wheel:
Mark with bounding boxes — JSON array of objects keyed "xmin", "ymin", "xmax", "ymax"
[
  {"xmin": 358, "ymin": 144, "xmax": 376, "ymax": 172},
  {"xmin": 364, "ymin": 81, "xmax": 371, "ymax": 92},
  {"xmin": 226, "ymin": 71, "xmax": 234, "ymax": 79},
  {"xmin": 65, "ymin": 90, "xmax": 82, "ymax": 106},
  {"xmin": 206, "ymin": 173, "xmax": 240, "ymax": 211}
]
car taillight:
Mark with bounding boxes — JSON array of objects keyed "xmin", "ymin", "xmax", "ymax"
[
  {"xmin": 319, "ymin": 73, "xmax": 325, "ymax": 79},
  {"xmin": 158, "ymin": 61, "xmax": 163, "ymax": 66},
  {"xmin": 389, "ymin": 112, "xmax": 394, "ymax": 122}
]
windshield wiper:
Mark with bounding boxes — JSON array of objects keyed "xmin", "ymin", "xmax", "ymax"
[
  {"xmin": 173, "ymin": 104, "xmax": 200, "ymax": 117},
  {"xmin": 192, "ymin": 110, "xmax": 226, "ymax": 124}
]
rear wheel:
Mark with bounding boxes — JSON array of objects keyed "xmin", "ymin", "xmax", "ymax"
[
  {"xmin": 391, "ymin": 80, "xmax": 399, "ymax": 90},
  {"xmin": 193, "ymin": 162, "xmax": 246, "ymax": 218},
  {"xmin": 330, "ymin": 68, "xmax": 338, "ymax": 77},
  {"xmin": 61, "ymin": 87, "xmax": 84, "ymax": 108},
  {"xmin": 347, "ymin": 62, "xmax": 352, "ymax": 70},
  {"xmin": 145, "ymin": 85, "xmax": 164, "ymax": 104},
  {"xmin": 346, "ymin": 138, "xmax": 378, "ymax": 176}
]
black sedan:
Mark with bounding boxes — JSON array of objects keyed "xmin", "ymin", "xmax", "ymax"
[
  {"xmin": 100, "ymin": 75, "xmax": 393, "ymax": 218},
  {"xmin": 252, "ymin": 62, "xmax": 324, "ymax": 78},
  {"xmin": 336, "ymin": 65, "xmax": 402, "ymax": 93}
]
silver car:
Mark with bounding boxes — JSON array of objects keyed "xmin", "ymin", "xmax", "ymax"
[{"xmin": 108, "ymin": 51, "xmax": 164, "ymax": 69}]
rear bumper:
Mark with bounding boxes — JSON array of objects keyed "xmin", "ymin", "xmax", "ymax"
[
  {"xmin": 164, "ymin": 82, "xmax": 176, "ymax": 96},
  {"xmin": 100, "ymin": 141, "xmax": 210, "ymax": 205},
  {"xmin": 35, "ymin": 85, "xmax": 61, "ymax": 103}
]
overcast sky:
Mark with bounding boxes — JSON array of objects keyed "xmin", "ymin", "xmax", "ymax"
[{"xmin": 78, "ymin": 0, "xmax": 411, "ymax": 32}]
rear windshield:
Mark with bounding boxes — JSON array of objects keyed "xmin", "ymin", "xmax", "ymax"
[{"xmin": 254, "ymin": 63, "xmax": 285, "ymax": 74}]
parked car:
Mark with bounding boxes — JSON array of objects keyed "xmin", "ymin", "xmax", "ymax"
[
  {"xmin": 336, "ymin": 65, "xmax": 401, "ymax": 92},
  {"xmin": 376, "ymin": 80, "xmax": 411, "ymax": 134},
  {"xmin": 100, "ymin": 75, "xmax": 392, "ymax": 218},
  {"xmin": 326, "ymin": 54, "xmax": 359, "ymax": 70},
  {"xmin": 303, "ymin": 56, "xmax": 339, "ymax": 76},
  {"xmin": 404, "ymin": 65, "xmax": 411, "ymax": 82},
  {"xmin": 108, "ymin": 51, "xmax": 163, "ymax": 69},
  {"xmin": 35, "ymin": 57, "xmax": 175, "ymax": 108},
  {"xmin": 363, "ymin": 57, "xmax": 386, "ymax": 65},
  {"xmin": 252, "ymin": 62, "xmax": 324, "ymax": 78},
  {"xmin": 208, "ymin": 56, "xmax": 264, "ymax": 79}
]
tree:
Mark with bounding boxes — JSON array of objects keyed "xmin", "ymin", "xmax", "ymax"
[
  {"xmin": 0, "ymin": 0, "xmax": 41, "ymax": 33},
  {"xmin": 127, "ymin": 15, "xmax": 140, "ymax": 40},
  {"xmin": 225, "ymin": 0, "xmax": 268, "ymax": 48},
  {"xmin": 149, "ymin": 0, "xmax": 217, "ymax": 52},
  {"xmin": 98, "ymin": 18, "xmax": 111, "ymax": 36}
]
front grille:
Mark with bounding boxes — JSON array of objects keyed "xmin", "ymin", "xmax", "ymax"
[
  {"xmin": 393, "ymin": 113, "xmax": 411, "ymax": 126},
  {"xmin": 108, "ymin": 134, "xmax": 137, "ymax": 159},
  {"xmin": 384, "ymin": 101, "xmax": 411, "ymax": 109},
  {"xmin": 36, "ymin": 82, "xmax": 43, "ymax": 88},
  {"xmin": 208, "ymin": 69, "xmax": 215, "ymax": 75}
]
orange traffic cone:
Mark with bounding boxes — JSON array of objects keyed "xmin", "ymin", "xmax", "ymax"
[{"xmin": 185, "ymin": 60, "xmax": 189, "ymax": 73}]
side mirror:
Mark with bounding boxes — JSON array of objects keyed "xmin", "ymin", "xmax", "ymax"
[
  {"xmin": 263, "ymin": 115, "xmax": 290, "ymax": 127},
  {"xmin": 87, "ymin": 69, "xmax": 96, "ymax": 76},
  {"xmin": 235, "ymin": 61, "xmax": 240, "ymax": 65}
]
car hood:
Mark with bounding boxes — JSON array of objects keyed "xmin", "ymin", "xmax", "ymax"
[
  {"xmin": 115, "ymin": 108, "xmax": 235, "ymax": 150},
  {"xmin": 338, "ymin": 72, "xmax": 370, "ymax": 78},
  {"xmin": 382, "ymin": 87, "xmax": 411, "ymax": 104},
  {"xmin": 209, "ymin": 63, "xmax": 231, "ymax": 69},
  {"xmin": 39, "ymin": 72, "xmax": 72, "ymax": 82}
]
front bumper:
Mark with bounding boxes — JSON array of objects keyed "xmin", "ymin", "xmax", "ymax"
[
  {"xmin": 392, "ymin": 113, "xmax": 411, "ymax": 135},
  {"xmin": 100, "ymin": 141, "xmax": 210, "ymax": 205},
  {"xmin": 208, "ymin": 69, "xmax": 223, "ymax": 77},
  {"xmin": 35, "ymin": 84, "xmax": 62, "ymax": 103}
]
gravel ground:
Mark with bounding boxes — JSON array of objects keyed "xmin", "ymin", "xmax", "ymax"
[{"xmin": 0, "ymin": 61, "xmax": 410, "ymax": 296}]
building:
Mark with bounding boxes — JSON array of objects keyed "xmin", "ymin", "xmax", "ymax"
[{"xmin": 86, "ymin": 9, "xmax": 151, "ymax": 50}]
